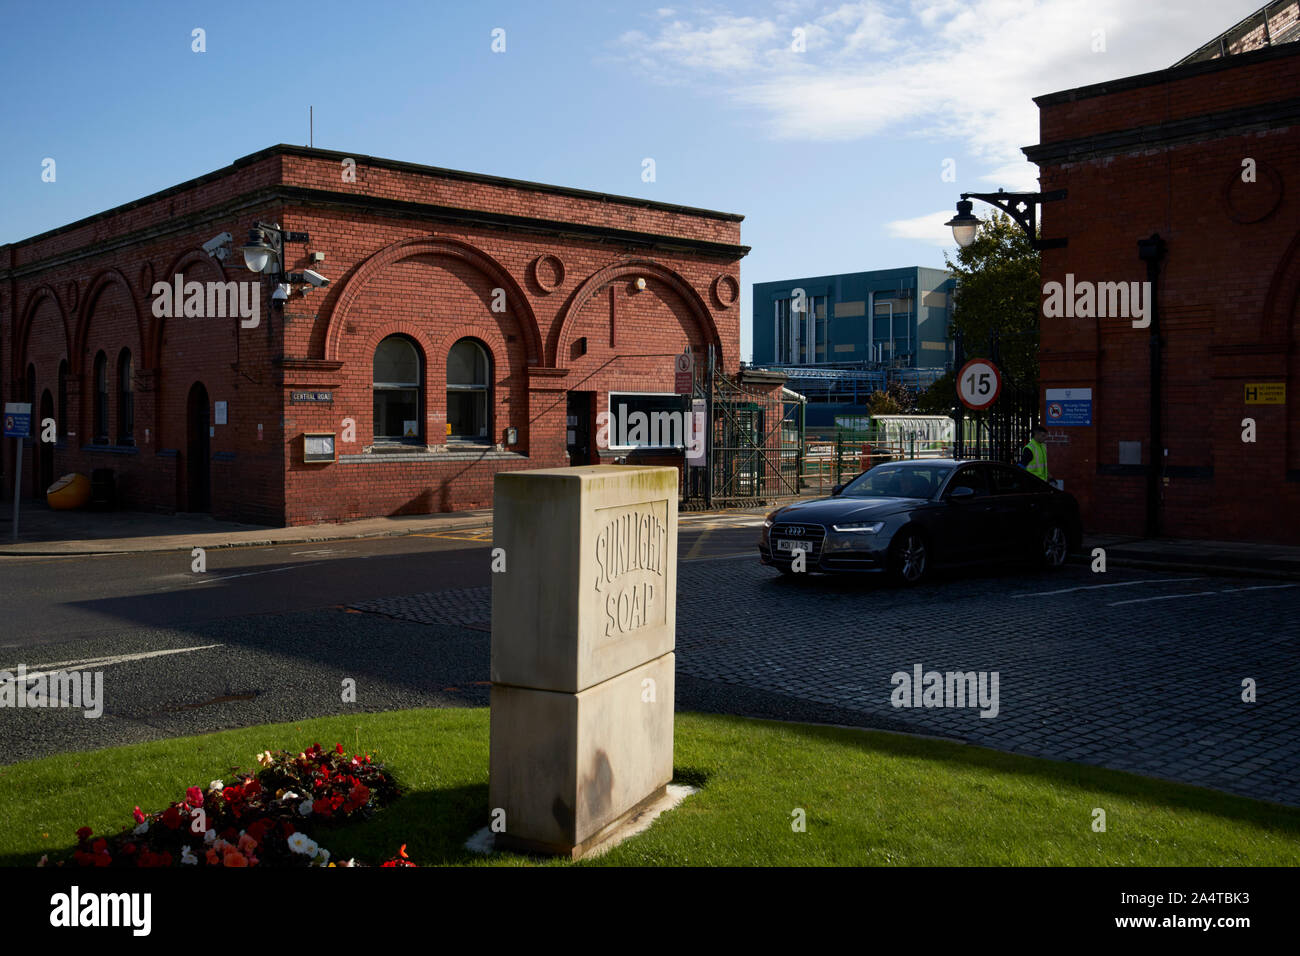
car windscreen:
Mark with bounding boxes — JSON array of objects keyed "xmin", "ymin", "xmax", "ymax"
[{"xmin": 840, "ymin": 463, "xmax": 953, "ymax": 498}]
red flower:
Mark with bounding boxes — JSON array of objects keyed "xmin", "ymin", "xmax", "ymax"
[
  {"xmin": 132, "ymin": 806, "xmax": 146, "ymax": 824},
  {"xmin": 92, "ymin": 838, "xmax": 107, "ymax": 854},
  {"xmin": 160, "ymin": 806, "xmax": 182, "ymax": 830},
  {"xmin": 76, "ymin": 827, "xmax": 92, "ymax": 842},
  {"xmin": 186, "ymin": 786, "xmax": 204, "ymax": 807},
  {"xmin": 335, "ymin": 743, "xmax": 344, "ymax": 754}
]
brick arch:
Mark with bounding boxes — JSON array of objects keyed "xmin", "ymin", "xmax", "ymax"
[
  {"xmin": 77, "ymin": 268, "xmax": 145, "ymax": 373},
  {"xmin": 1261, "ymin": 227, "xmax": 1300, "ymax": 344},
  {"xmin": 552, "ymin": 258, "xmax": 722, "ymax": 368},
  {"xmin": 324, "ymin": 236, "xmax": 542, "ymax": 366},
  {"xmin": 149, "ymin": 251, "xmax": 228, "ymax": 368},
  {"xmin": 15, "ymin": 285, "xmax": 70, "ymax": 379}
]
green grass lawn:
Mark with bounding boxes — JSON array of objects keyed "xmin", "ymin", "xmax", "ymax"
[{"xmin": 1, "ymin": 708, "xmax": 1297, "ymax": 866}]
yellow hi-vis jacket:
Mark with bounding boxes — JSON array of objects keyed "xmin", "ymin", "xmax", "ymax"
[{"xmin": 1024, "ymin": 438, "xmax": 1049, "ymax": 481}]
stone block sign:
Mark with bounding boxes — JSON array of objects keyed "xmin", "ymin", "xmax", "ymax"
[{"xmin": 489, "ymin": 465, "xmax": 677, "ymax": 857}]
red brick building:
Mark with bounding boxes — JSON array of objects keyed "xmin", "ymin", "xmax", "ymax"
[
  {"xmin": 1, "ymin": 145, "xmax": 748, "ymax": 525},
  {"xmin": 1026, "ymin": 33, "xmax": 1300, "ymax": 544}
]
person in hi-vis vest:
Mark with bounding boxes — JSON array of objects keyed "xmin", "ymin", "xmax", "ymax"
[{"xmin": 1019, "ymin": 425, "xmax": 1051, "ymax": 483}]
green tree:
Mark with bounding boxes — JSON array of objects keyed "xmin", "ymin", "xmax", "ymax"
[
  {"xmin": 914, "ymin": 370, "xmax": 957, "ymax": 415},
  {"xmin": 943, "ymin": 211, "xmax": 1041, "ymax": 388},
  {"xmin": 867, "ymin": 380, "xmax": 915, "ymax": 416}
]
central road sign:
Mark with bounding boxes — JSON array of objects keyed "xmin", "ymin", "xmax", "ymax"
[{"xmin": 957, "ymin": 359, "xmax": 1002, "ymax": 411}]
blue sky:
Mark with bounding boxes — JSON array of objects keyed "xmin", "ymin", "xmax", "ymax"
[{"xmin": 0, "ymin": 0, "xmax": 1265, "ymax": 360}]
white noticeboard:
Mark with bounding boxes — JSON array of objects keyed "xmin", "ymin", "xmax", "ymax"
[
  {"xmin": 214, "ymin": 401, "xmax": 228, "ymax": 425},
  {"xmin": 687, "ymin": 399, "xmax": 706, "ymax": 465}
]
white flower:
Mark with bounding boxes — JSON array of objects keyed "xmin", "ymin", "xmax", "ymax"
[
  {"xmin": 279, "ymin": 790, "xmax": 300, "ymax": 803},
  {"xmin": 133, "ymin": 821, "xmax": 149, "ymax": 836},
  {"xmin": 298, "ymin": 799, "xmax": 314, "ymax": 817},
  {"xmin": 287, "ymin": 833, "xmax": 314, "ymax": 855},
  {"xmin": 203, "ymin": 828, "xmax": 217, "ymax": 845},
  {"xmin": 37, "ymin": 855, "xmax": 48, "ymax": 867},
  {"xmin": 339, "ymin": 858, "xmax": 356, "ymax": 867},
  {"xmin": 209, "ymin": 779, "xmax": 224, "ymax": 791},
  {"xmin": 181, "ymin": 846, "xmax": 198, "ymax": 865},
  {"xmin": 314, "ymin": 848, "xmax": 330, "ymax": 866}
]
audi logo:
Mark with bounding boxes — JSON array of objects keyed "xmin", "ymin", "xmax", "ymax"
[{"xmin": 784, "ymin": 526, "xmax": 806, "ymax": 536}]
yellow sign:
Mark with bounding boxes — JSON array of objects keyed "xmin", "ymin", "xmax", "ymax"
[{"xmin": 1245, "ymin": 383, "xmax": 1285, "ymax": 405}]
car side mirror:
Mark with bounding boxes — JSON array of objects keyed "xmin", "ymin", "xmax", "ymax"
[
  {"xmin": 948, "ymin": 486, "xmax": 975, "ymax": 501},
  {"xmin": 831, "ymin": 484, "xmax": 844, "ymax": 496}
]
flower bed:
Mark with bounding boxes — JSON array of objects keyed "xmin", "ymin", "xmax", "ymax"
[{"xmin": 41, "ymin": 743, "xmax": 412, "ymax": 867}]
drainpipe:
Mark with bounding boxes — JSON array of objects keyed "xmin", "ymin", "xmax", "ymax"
[{"xmin": 1138, "ymin": 233, "xmax": 1167, "ymax": 538}]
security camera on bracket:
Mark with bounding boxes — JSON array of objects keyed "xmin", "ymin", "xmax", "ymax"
[{"xmin": 286, "ymin": 269, "xmax": 330, "ymax": 294}]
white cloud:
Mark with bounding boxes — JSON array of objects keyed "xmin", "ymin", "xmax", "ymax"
[
  {"xmin": 885, "ymin": 209, "xmax": 965, "ymax": 246},
  {"xmin": 612, "ymin": 0, "xmax": 1264, "ymax": 182}
]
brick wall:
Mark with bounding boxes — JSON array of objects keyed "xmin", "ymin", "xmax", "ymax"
[
  {"xmin": 1032, "ymin": 46, "xmax": 1300, "ymax": 543},
  {"xmin": 3, "ymin": 146, "xmax": 745, "ymax": 526}
]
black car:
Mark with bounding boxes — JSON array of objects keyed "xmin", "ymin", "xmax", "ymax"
[{"xmin": 758, "ymin": 458, "xmax": 1082, "ymax": 585}]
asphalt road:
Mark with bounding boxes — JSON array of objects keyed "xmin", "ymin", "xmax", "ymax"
[
  {"xmin": 3, "ymin": 515, "xmax": 1295, "ymax": 812},
  {"xmin": 0, "ymin": 514, "xmax": 763, "ymax": 765}
]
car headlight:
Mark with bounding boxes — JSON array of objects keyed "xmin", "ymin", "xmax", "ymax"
[
  {"xmin": 763, "ymin": 511, "xmax": 779, "ymax": 528},
  {"xmin": 831, "ymin": 520, "xmax": 884, "ymax": 533}
]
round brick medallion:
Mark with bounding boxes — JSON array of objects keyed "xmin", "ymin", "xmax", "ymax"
[
  {"xmin": 531, "ymin": 254, "xmax": 565, "ymax": 292},
  {"xmin": 1224, "ymin": 161, "xmax": 1283, "ymax": 224},
  {"xmin": 713, "ymin": 273, "xmax": 739, "ymax": 308}
]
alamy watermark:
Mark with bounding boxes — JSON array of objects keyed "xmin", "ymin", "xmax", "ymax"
[
  {"xmin": 596, "ymin": 404, "xmax": 704, "ymax": 457},
  {"xmin": 1042, "ymin": 274, "xmax": 1151, "ymax": 328},
  {"xmin": 0, "ymin": 665, "xmax": 104, "ymax": 718},
  {"xmin": 151, "ymin": 273, "xmax": 260, "ymax": 328},
  {"xmin": 890, "ymin": 663, "xmax": 999, "ymax": 718}
]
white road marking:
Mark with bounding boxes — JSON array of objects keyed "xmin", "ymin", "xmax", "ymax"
[
  {"xmin": 1012, "ymin": 577, "xmax": 1203, "ymax": 598},
  {"xmin": 0, "ymin": 643, "xmax": 224, "ymax": 683},
  {"xmin": 1108, "ymin": 584, "xmax": 1297, "ymax": 606},
  {"xmin": 290, "ymin": 549, "xmax": 346, "ymax": 556},
  {"xmin": 185, "ymin": 562, "xmax": 324, "ymax": 585}
]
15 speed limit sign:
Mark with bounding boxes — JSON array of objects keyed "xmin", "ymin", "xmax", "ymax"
[{"xmin": 957, "ymin": 358, "xmax": 1002, "ymax": 410}]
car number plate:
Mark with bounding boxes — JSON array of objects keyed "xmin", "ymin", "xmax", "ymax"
[{"xmin": 775, "ymin": 539, "xmax": 808, "ymax": 553}]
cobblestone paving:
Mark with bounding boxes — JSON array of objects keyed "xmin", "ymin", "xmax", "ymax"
[{"xmin": 355, "ymin": 560, "xmax": 1300, "ymax": 807}]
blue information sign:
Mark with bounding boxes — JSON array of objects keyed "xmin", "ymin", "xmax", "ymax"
[
  {"xmin": 3, "ymin": 403, "xmax": 32, "ymax": 438},
  {"xmin": 1044, "ymin": 388, "xmax": 1092, "ymax": 427}
]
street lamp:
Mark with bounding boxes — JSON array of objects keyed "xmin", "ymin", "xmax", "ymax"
[
  {"xmin": 944, "ymin": 200, "xmax": 981, "ymax": 249},
  {"xmin": 945, "ymin": 188, "xmax": 1068, "ymax": 250},
  {"xmin": 239, "ymin": 222, "xmax": 310, "ymax": 277}
]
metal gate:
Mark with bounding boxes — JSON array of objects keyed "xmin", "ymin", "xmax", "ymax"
[
  {"xmin": 696, "ymin": 356, "xmax": 803, "ymax": 506},
  {"xmin": 952, "ymin": 330, "xmax": 1038, "ymax": 463}
]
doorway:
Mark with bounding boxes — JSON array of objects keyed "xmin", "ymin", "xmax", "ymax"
[
  {"xmin": 37, "ymin": 389, "xmax": 54, "ymax": 496},
  {"xmin": 186, "ymin": 382, "xmax": 211, "ymax": 512},
  {"xmin": 566, "ymin": 391, "xmax": 594, "ymax": 466}
]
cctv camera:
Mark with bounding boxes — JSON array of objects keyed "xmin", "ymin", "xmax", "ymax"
[
  {"xmin": 271, "ymin": 283, "xmax": 290, "ymax": 302},
  {"xmin": 203, "ymin": 232, "xmax": 233, "ymax": 260},
  {"xmin": 301, "ymin": 269, "xmax": 330, "ymax": 288}
]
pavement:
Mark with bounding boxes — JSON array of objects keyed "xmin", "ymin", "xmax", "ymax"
[{"xmin": 4, "ymin": 501, "xmax": 1300, "ymax": 581}]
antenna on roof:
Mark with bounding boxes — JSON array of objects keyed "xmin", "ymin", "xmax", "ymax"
[{"xmin": 309, "ymin": 106, "xmax": 313, "ymax": 148}]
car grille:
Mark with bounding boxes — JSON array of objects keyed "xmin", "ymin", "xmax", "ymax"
[{"xmin": 769, "ymin": 522, "xmax": 826, "ymax": 558}]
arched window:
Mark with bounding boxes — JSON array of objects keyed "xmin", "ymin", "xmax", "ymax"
[
  {"xmin": 117, "ymin": 349, "xmax": 134, "ymax": 445},
  {"xmin": 93, "ymin": 351, "xmax": 108, "ymax": 444},
  {"xmin": 57, "ymin": 360, "xmax": 68, "ymax": 440},
  {"xmin": 446, "ymin": 339, "xmax": 490, "ymax": 441},
  {"xmin": 373, "ymin": 335, "xmax": 422, "ymax": 443}
]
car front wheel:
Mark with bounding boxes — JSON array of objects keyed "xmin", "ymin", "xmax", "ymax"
[
  {"xmin": 1040, "ymin": 522, "xmax": 1069, "ymax": 569},
  {"xmin": 889, "ymin": 529, "xmax": 929, "ymax": 586}
]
